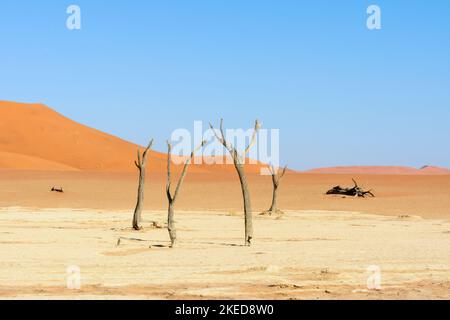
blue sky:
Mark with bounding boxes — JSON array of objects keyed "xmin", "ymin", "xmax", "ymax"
[{"xmin": 1, "ymin": 1, "xmax": 449, "ymax": 170}]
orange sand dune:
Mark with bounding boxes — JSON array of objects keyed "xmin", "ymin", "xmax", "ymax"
[
  {"xmin": 305, "ymin": 166, "xmax": 450, "ymax": 175},
  {"xmin": 0, "ymin": 151, "xmax": 80, "ymax": 171},
  {"xmin": 418, "ymin": 165, "xmax": 450, "ymax": 175},
  {"xmin": 2, "ymin": 101, "xmax": 447, "ymax": 176},
  {"xmin": 0, "ymin": 101, "xmax": 157, "ymax": 171},
  {"xmin": 0, "ymin": 101, "xmax": 265, "ymax": 174}
]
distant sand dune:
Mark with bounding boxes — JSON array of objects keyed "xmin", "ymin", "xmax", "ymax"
[
  {"xmin": 0, "ymin": 151, "xmax": 80, "ymax": 171},
  {"xmin": 305, "ymin": 165, "xmax": 450, "ymax": 175},
  {"xmin": 0, "ymin": 101, "xmax": 147, "ymax": 171},
  {"xmin": 1, "ymin": 101, "xmax": 448, "ymax": 175},
  {"xmin": 0, "ymin": 101, "xmax": 265, "ymax": 174}
]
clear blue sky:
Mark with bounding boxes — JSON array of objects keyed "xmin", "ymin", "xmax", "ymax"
[{"xmin": 1, "ymin": 1, "xmax": 449, "ymax": 170}]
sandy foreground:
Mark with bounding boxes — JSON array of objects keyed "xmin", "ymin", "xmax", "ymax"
[
  {"xmin": 0, "ymin": 206, "xmax": 449, "ymax": 300},
  {"xmin": 0, "ymin": 170, "xmax": 449, "ymax": 299}
]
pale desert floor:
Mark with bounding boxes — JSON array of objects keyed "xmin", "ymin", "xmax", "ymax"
[{"xmin": 0, "ymin": 207, "xmax": 449, "ymax": 300}]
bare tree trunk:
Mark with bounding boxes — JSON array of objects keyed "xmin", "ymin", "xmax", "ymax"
[
  {"xmin": 269, "ymin": 183, "xmax": 278, "ymax": 212},
  {"xmin": 210, "ymin": 119, "xmax": 260, "ymax": 246},
  {"xmin": 132, "ymin": 165, "xmax": 145, "ymax": 230},
  {"xmin": 265, "ymin": 166, "xmax": 287, "ymax": 215},
  {"xmin": 167, "ymin": 202, "xmax": 176, "ymax": 247},
  {"xmin": 132, "ymin": 139, "xmax": 153, "ymax": 230},
  {"xmin": 166, "ymin": 140, "xmax": 205, "ymax": 247},
  {"xmin": 235, "ymin": 163, "xmax": 253, "ymax": 246}
]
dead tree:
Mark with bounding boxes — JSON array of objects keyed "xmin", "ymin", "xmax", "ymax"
[
  {"xmin": 51, "ymin": 187, "xmax": 64, "ymax": 193},
  {"xmin": 166, "ymin": 140, "xmax": 205, "ymax": 248},
  {"xmin": 262, "ymin": 165, "xmax": 287, "ymax": 215},
  {"xmin": 326, "ymin": 179, "xmax": 375, "ymax": 198},
  {"xmin": 132, "ymin": 139, "xmax": 154, "ymax": 230},
  {"xmin": 209, "ymin": 119, "xmax": 261, "ymax": 246}
]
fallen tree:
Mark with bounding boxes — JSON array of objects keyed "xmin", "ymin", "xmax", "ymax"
[{"xmin": 326, "ymin": 179, "xmax": 374, "ymax": 198}]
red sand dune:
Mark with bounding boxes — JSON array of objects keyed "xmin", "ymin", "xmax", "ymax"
[
  {"xmin": 1, "ymin": 101, "xmax": 448, "ymax": 175},
  {"xmin": 0, "ymin": 151, "xmax": 80, "ymax": 171},
  {"xmin": 305, "ymin": 165, "xmax": 450, "ymax": 175},
  {"xmin": 0, "ymin": 101, "xmax": 265, "ymax": 174},
  {"xmin": 418, "ymin": 165, "xmax": 450, "ymax": 175}
]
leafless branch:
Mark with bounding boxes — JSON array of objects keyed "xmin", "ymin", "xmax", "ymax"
[
  {"xmin": 244, "ymin": 119, "xmax": 261, "ymax": 154},
  {"xmin": 172, "ymin": 140, "xmax": 206, "ymax": 202}
]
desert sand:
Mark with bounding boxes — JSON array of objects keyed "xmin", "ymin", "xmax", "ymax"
[
  {"xmin": 0, "ymin": 170, "xmax": 450, "ymax": 299},
  {"xmin": 1, "ymin": 170, "xmax": 450, "ymax": 219},
  {"xmin": 1, "ymin": 101, "xmax": 449, "ymax": 176},
  {"xmin": 1, "ymin": 101, "xmax": 450, "ymax": 299},
  {"xmin": 0, "ymin": 207, "xmax": 449, "ymax": 300},
  {"xmin": 0, "ymin": 101, "xmax": 265, "ymax": 175}
]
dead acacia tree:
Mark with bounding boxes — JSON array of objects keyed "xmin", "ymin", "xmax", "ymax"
[
  {"xmin": 261, "ymin": 165, "xmax": 287, "ymax": 215},
  {"xmin": 166, "ymin": 140, "xmax": 205, "ymax": 248},
  {"xmin": 132, "ymin": 139, "xmax": 154, "ymax": 230},
  {"xmin": 326, "ymin": 179, "xmax": 375, "ymax": 198},
  {"xmin": 209, "ymin": 119, "xmax": 261, "ymax": 246}
]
